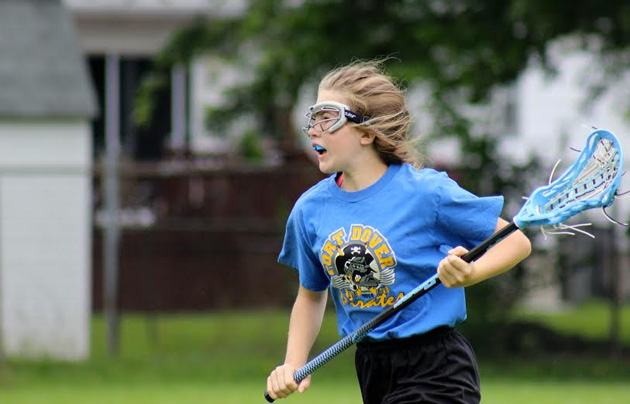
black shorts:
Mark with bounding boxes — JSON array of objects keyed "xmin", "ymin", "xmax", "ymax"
[{"xmin": 355, "ymin": 327, "xmax": 481, "ymax": 404}]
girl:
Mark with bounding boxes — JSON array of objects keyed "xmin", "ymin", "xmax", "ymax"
[{"xmin": 266, "ymin": 60, "xmax": 531, "ymax": 403}]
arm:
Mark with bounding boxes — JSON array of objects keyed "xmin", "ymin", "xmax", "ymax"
[
  {"xmin": 437, "ymin": 217, "xmax": 532, "ymax": 287},
  {"xmin": 266, "ymin": 285, "xmax": 328, "ymax": 400}
]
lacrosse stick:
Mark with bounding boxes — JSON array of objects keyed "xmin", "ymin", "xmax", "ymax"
[{"xmin": 264, "ymin": 128, "xmax": 624, "ymax": 402}]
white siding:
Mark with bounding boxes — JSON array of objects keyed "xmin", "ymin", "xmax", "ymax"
[
  {"xmin": 511, "ymin": 51, "xmax": 630, "ymax": 165},
  {"xmin": 510, "ymin": 49, "xmax": 630, "ymax": 227},
  {"xmin": 0, "ymin": 120, "xmax": 91, "ymax": 360},
  {"xmin": 65, "ymin": 0, "xmax": 247, "ymax": 55}
]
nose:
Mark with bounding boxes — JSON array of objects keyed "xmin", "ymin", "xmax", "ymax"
[{"xmin": 305, "ymin": 126, "xmax": 320, "ymax": 138}]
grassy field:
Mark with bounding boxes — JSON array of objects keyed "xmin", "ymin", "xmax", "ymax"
[
  {"xmin": 513, "ymin": 300, "xmax": 630, "ymax": 342},
  {"xmin": 3, "ymin": 379, "xmax": 625, "ymax": 404},
  {"xmin": 0, "ymin": 301, "xmax": 629, "ymax": 403}
]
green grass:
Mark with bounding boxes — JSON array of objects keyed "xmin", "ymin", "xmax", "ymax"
[
  {"xmin": 0, "ymin": 303, "xmax": 629, "ymax": 403},
  {"xmin": 513, "ymin": 300, "xmax": 630, "ymax": 342},
  {"xmin": 3, "ymin": 378, "xmax": 627, "ymax": 404},
  {"xmin": 482, "ymin": 380, "xmax": 630, "ymax": 404}
]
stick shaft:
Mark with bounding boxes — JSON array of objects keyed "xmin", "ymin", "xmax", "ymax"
[{"xmin": 264, "ymin": 221, "xmax": 519, "ymax": 402}]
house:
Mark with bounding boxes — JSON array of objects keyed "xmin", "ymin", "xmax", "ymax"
[
  {"xmin": 62, "ymin": 1, "xmax": 630, "ymax": 319},
  {"xmin": 0, "ymin": 0, "xmax": 96, "ymax": 360},
  {"xmin": 65, "ymin": 0, "xmax": 248, "ymax": 159}
]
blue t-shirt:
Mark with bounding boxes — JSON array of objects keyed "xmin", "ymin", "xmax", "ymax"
[{"xmin": 278, "ymin": 163, "xmax": 503, "ymax": 341}]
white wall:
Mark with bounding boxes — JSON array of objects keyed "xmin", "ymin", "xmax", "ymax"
[
  {"xmin": 509, "ymin": 47, "xmax": 630, "ymax": 227},
  {"xmin": 0, "ymin": 120, "xmax": 92, "ymax": 360},
  {"xmin": 507, "ymin": 45, "xmax": 630, "ymax": 308},
  {"xmin": 65, "ymin": 0, "xmax": 247, "ymax": 55},
  {"xmin": 511, "ymin": 51, "xmax": 630, "ymax": 165}
]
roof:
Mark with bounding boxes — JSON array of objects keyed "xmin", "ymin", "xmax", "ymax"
[{"xmin": 0, "ymin": 0, "xmax": 97, "ymax": 119}]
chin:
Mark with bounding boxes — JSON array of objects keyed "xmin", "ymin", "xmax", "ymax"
[{"xmin": 318, "ymin": 163, "xmax": 337, "ymax": 175}]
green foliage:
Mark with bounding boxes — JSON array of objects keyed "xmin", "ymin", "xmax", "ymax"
[
  {"xmin": 134, "ymin": 0, "xmax": 630, "ymax": 328},
  {"xmin": 239, "ymin": 130, "xmax": 265, "ymax": 161},
  {"xmin": 144, "ymin": 0, "xmax": 630, "ymax": 139},
  {"xmin": 514, "ymin": 299, "xmax": 630, "ymax": 342},
  {"xmin": 133, "ymin": 73, "xmax": 167, "ymax": 128}
]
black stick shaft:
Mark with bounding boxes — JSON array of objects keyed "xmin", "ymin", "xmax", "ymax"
[{"xmin": 264, "ymin": 221, "xmax": 519, "ymax": 402}]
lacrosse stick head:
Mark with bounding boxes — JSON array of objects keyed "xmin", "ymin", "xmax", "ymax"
[{"xmin": 514, "ymin": 129, "xmax": 624, "ymax": 228}]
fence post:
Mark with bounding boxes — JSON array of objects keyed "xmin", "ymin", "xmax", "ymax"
[{"xmin": 104, "ymin": 53, "xmax": 121, "ymax": 356}]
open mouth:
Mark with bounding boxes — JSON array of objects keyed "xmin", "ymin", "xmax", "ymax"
[{"xmin": 313, "ymin": 145, "xmax": 327, "ymax": 155}]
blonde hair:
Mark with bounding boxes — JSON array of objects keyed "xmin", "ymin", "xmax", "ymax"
[{"xmin": 318, "ymin": 59, "xmax": 423, "ymax": 167}]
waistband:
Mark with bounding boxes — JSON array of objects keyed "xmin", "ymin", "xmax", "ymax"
[{"xmin": 356, "ymin": 326, "xmax": 453, "ymax": 352}]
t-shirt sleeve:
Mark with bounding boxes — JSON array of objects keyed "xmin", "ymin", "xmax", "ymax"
[
  {"xmin": 434, "ymin": 175, "xmax": 504, "ymax": 249},
  {"xmin": 278, "ymin": 206, "xmax": 330, "ymax": 292}
]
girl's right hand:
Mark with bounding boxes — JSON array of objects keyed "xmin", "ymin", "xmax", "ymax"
[{"xmin": 266, "ymin": 363, "xmax": 311, "ymax": 400}]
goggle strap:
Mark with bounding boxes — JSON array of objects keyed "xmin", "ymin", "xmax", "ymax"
[{"xmin": 344, "ymin": 110, "xmax": 370, "ymax": 124}]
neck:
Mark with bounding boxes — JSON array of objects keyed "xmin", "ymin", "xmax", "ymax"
[{"xmin": 341, "ymin": 159, "xmax": 389, "ymax": 191}]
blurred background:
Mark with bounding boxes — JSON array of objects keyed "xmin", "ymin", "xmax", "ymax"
[{"xmin": 0, "ymin": 0, "xmax": 629, "ymax": 403}]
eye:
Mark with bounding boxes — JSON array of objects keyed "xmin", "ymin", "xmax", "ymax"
[{"xmin": 314, "ymin": 111, "xmax": 337, "ymax": 121}]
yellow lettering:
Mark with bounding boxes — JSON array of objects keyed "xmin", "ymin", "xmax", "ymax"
[
  {"xmin": 374, "ymin": 244, "xmax": 390, "ymax": 258},
  {"xmin": 344, "ymin": 289, "xmax": 353, "ymax": 302},
  {"xmin": 322, "ymin": 241, "xmax": 336, "ymax": 255},
  {"xmin": 347, "ymin": 292, "xmax": 405, "ymax": 308},
  {"xmin": 360, "ymin": 228, "xmax": 373, "ymax": 243},
  {"xmin": 350, "ymin": 225, "xmax": 363, "ymax": 241},
  {"xmin": 374, "ymin": 293, "xmax": 386, "ymax": 306},
  {"xmin": 330, "ymin": 229, "xmax": 345, "ymax": 246},
  {"xmin": 379, "ymin": 256, "xmax": 395, "ymax": 268},
  {"xmin": 368, "ymin": 233, "xmax": 383, "ymax": 248},
  {"xmin": 374, "ymin": 244, "xmax": 389, "ymax": 258}
]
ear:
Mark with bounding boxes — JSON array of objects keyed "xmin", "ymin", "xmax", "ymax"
[{"xmin": 359, "ymin": 130, "xmax": 376, "ymax": 146}]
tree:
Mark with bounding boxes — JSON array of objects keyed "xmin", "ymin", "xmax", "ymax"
[
  {"xmin": 141, "ymin": 0, "xmax": 630, "ymax": 142},
  {"xmin": 138, "ymin": 0, "xmax": 630, "ymax": 352}
]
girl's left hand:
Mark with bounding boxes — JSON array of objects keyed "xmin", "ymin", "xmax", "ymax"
[{"xmin": 437, "ymin": 246, "xmax": 476, "ymax": 288}]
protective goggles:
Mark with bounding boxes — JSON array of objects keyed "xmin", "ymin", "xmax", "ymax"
[{"xmin": 302, "ymin": 101, "xmax": 370, "ymax": 135}]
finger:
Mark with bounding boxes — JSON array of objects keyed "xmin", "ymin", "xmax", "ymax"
[
  {"xmin": 271, "ymin": 371, "xmax": 285, "ymax": 399},
  {"xmin": 447, "ymin": 255, "xmax": 467, "ymax": 270},
  {"xmin": 283, "ymin": 368, "xmax": 298, "ymax": 392},
  {"xmin": 267, "ymin": 375, "xmax": 279, "ymax": 400},
  {"xmin": 447, "ymin": 256, "xmax": 469, "ymax": 284},
  {"xmin": 273, "ymin": 368, "xmax": 291, "ymax": 398},
  {"xmin": 448, "ymin": 246, "xmax": 469, "ymax": 257},
  {"xmin": 298, "ymin": 375, "xmax": 311, "ymax": 393},
  {"xmin": 437, "ymin": 261, "xmax": 457, "ymax": 287},
  {"xmin": 446, "ymin": 256, "xmax": 475, "ymax": 286},
  {"xmin": 446, "ymin": 256, "xmax": 468, "ymax": 283},
  {"xmin": 273, "ymin": 366, "xmax": 296, "ymax": 398}
]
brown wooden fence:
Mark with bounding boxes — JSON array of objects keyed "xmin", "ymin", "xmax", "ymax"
[{"xmin": 92, "ymin": 157, "xmax": 325, "ymax": 312}]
